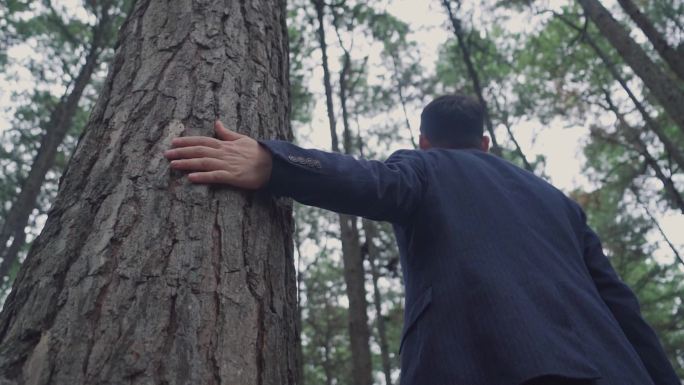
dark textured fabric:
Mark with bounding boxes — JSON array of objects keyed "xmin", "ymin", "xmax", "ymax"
[
  {"xmin": 522, "ymin": 375, "xmax": 599, "ymax": 385},
  {"xmin": 258, "ymin": 140, "xmax": 680, "ymax": 385}
]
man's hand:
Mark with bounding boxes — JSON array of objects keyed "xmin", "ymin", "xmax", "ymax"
[{"xmin": 164, "ymin": 121, "xmax": 273, "ymax": 189}]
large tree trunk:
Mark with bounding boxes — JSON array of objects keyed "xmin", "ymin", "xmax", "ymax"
[
  {"xmin": 0, "ymin": 1, "xmax": 298, "ymax": 384},
  {"xmin": 0, "ymin": 5, "xmax": 111, "ymax": 283},
  {"xmin": 616, "ymin": 0, "xmax": 684, "ymax": 82},
  {"xmin": 311, "ymin": 2, "xmax": 374, "ymax": 384},
  {"xmin": 576, "ymin": 0, "xmax": 684, "ymax": 135}
]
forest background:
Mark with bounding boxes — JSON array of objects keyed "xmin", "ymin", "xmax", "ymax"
[{"xmin": 0, "ymin": 0, "xmax": 682, "ymax": 384}]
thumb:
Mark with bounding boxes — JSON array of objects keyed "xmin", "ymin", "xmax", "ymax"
[{"xmin": 215, "ymin": 120, "xmax": 246, "ymax": 141}]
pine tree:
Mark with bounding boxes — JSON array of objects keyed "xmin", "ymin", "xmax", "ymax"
[{"xmin": 0, "ymin": 1, "xmax": 298, "ymax": 383}]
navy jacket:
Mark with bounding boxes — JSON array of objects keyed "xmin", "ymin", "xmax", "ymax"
[{"xmin": 259, "ymin": 140, "xmax": 679, "ymax": 385}]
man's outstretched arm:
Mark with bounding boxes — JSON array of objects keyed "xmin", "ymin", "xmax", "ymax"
[
  {"xmin": 580, "ymin": 213, "xmax": 680, "ymax": 385},
  {"xmin": 163, "ymin": 121, "xmax": 427, "ymax": 224}
]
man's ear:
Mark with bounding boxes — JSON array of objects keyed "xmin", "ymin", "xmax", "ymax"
[
  {"xmin": 481, "ymin": 136, "xmax": 490, "ymax": 152},
  {"xmin": 419, "ymin": 135, "xmax": 431, "ymax": 150}
]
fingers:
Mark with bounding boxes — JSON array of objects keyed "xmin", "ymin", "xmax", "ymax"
[
  {"xmin": 215, "ymin": 120, "xmax": 246, "ymax": 141},
  {"xmin": 164, "ymin": 145, "xmax": 224, "ymax": 160},
  {"xmin": 172, "ymin": 136, "xmax": 222, "ymax": 149},
  {"xmin": 170, "ymin": 157, "xmax": 226, "ymax": 172},
  {"xmin": 169, "ymin": 122, "xmax": 245, "ymax": 149},
  {"xmin": 187, "ymin": 170, "xmax": 234, "ymax": 184}
]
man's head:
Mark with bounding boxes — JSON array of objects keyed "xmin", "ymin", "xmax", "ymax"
[{"xmin": 419, "ymin": 94, "xmax": 490, "ymax": 152}]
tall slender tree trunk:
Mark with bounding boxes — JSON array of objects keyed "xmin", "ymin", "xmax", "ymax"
[
  {"xmin": 389, "ymin": 54, "xmax": 417, "ymax": 149},
  {"xmin": 616, "ymin": 0, "xmax": 684, "ymax": 81},
  {"xmin": 338, "ymin": 214, "xmax": 374, "ymax": 384},
  {"xmin": 489, "ymin": 95, "xmax": 534, "ymax": 172},
  {"xmin": 441, "ymin": 0, "xmax": 502, "ymax": 156},
  {"xmin": 363, "ymin": 219, "xmax": 393, "ymax": 385},
  {"xmin": 629, "ymin": 186, "xmax": 684, "ymax": 267},
  {"xmin": 311, "ymin": 2, "xmax": 373, "ymax": 385},
  {"xmin": 0, "ymin": 1, "xmax": 298, "ymax": 384},
  {"xmin": 313, "ymin": 0, "xmax": 339, "ymax": 152},
  {"xmin": 338, "ymin": 32, "xmax": 375, "ymax": 385},
  {"xmin": 0, "ymin": 5, "xmax": 112, "ymax": 283},
  {"xmin": 576, "ymin": 0, "xmax": 684, "ymax": 135},
  {"xmin": 554, "ymin": 12, "xmax": 684, "ymax": 172},
  {"xmin": 601, "ymin": 91, "xmax": 684, "ymax": 214}
]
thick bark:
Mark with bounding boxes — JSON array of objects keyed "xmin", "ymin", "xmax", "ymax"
[
  {"xmin": 312, "ymin": 2, "xmax": 374, "ymax": 384},
  {"xmin": 616, "ymin": 0, "xmax": 684, "ymax": 81},
  {"xmin": 363, "ymin": 219, "xmax": 393, "ymax": 385},
  {"xmin": 554, "ymin": 13, "xmax": 684, "ymax": 172},
  {"xmin": 441, "ymin": 0, "xmax": 502, "ymax": 156},
  {"xmin": 0, "ymin": 1, "xmax": 298, "ymax": 384},
  {"xmin": 576, "ymin": 0, "xmax": 684, "ymax": 135},
  {"xmin": 0, "ymin": 7, "xmax": 110, "ymax": 283}
]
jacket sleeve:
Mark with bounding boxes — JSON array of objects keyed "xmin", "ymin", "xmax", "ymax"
[
  {"xmin": 258, "ymin": 139, "xmax": 427, "ymax": 224},
  {"xmin": 581, "ymin": 213, "xmax": 680, "ymax": 384}
]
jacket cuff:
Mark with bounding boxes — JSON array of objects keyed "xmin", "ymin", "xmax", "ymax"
[{"xmin": 258, "ymin": 139, "xmax": 297, "ymax": 197}]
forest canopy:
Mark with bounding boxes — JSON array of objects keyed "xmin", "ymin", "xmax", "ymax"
[{"xmin": 0, "ymin": 0, "xmax": 682, "ymax": 384}]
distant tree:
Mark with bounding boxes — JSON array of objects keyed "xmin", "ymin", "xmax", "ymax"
[
  {"xmin": 0, "ymin": 0, "xmax": 130, "ymax": 294},
  {"xmin": 309, "ymin": 2, "xmax": 375, "ymax": 384},
  {"xmin": 576, "ymin": 0, "xmax": 684, "ymax": 134},
  {"xmin": 437, "ymin": 0, "xmax": 538, "ymax": 172},
  {"xmin": 615, "ymin": 0, "xmax": 684, "ymax": 81}
]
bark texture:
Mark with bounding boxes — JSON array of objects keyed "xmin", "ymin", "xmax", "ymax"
[
  {"xmin": 577, "ymin": 0, "xmax": 684, "ymax": 135},
  {"xmin": 0, "ymin": 5, "xmax": 111, "ymax": 282},
  {"xmin": 616, "ymin": 0, "xmax": 684, "ymax": 81},
  {"xmin": 0, "ymin": 1, "xmax": 298, "ymax": 384}
]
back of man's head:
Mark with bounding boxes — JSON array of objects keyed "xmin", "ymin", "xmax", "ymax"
[{"xmin": 419, "ymin": 94, "xmax": 484, "ymax": 150}]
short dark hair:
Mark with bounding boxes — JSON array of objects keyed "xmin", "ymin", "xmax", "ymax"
[{"xmin": 419, "ymin": 94, "xmax": 484, "ymax": 149}]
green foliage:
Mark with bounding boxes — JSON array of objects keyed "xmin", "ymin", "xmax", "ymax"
[
  {"xmin": 0, "ymin": 0, "xmax": 130, "ymax": 301},
  {"xmin": 1, "ymin": 0, "xmax": 682, "ymax": 382},
  {"xmin": 575, "ymin": 142, "xmax": 684, "ymax": 375},
  {"xmin": 288, "ymin": 1, "xmax": 315, "ymax": 125}
]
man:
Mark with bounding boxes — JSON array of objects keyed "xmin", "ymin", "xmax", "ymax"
[{"xmin": 163, "ymin": 94, "xmax": 679, "ymax": 385}]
